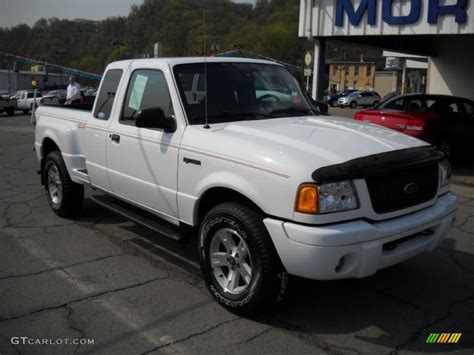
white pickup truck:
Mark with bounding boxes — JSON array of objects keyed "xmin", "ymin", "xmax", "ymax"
[
  {"xmin": 17, "ymin": 90, "xmax": 42, "ymax": 114},
  {"xmin": 34, "ymin": 57, "xmax": 458, "ymax": 313}
]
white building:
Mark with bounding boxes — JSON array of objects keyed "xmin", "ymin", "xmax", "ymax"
[{"xmin": 299, "ymin": 0, "xmax": 474, "ymax": 100}]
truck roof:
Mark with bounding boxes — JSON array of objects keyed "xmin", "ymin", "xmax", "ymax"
[{"xmin": 106, "ymin": 57, "xmax": 285, "ymax": 70}]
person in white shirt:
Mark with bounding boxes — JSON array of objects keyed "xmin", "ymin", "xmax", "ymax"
[{"xmin": 65, "ymin": 76, "xmax": 81, "ymax": 104}]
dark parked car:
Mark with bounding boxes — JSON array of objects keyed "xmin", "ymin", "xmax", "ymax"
[
  {"xmin": 354, "ymin": 94, "xmax": 474, "ymax": 158},
  {"xmin": 308, "ymin": 97, "xmax": 329, "ymax": 115},
  {"xmin": 324, "ymin": 89, "xmax": 357, "ymax": 107},
  {"xmin": 381, "ymin": 91, "xmax": 400, "ymax": 103}
]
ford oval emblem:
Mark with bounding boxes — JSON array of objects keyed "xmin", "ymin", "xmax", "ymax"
[{"xmin": 404, "ymin": 183, "xmax": 419, "ymax": 194}]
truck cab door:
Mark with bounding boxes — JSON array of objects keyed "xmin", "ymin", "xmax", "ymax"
[
  {"xmin": 105, "ymin": 64, "xmax": 184, "ymax": 223},
  {"xmin": 84, "ymin": 69, "xmax": 124, "ymax": 192},
  {"xmin": 19, "ymin": 92, "xmax": 26, "ymax": 108}
]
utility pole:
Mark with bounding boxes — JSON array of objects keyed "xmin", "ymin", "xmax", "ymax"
[
  {"xmin": 112, "ymin": 42, "xmax": 126, "ymax": 59},
  {"xmin": 7, "ymin": 55, "xmax": 11, "ymax": 96}
]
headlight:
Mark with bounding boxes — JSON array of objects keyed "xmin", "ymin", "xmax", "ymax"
[
  {"xmin": 295, "ymin": 181, "xmax": 358, "ymax": 214},
  {"xmin": 439, "ymin": 160, "xmax": 451, "ymax": 187}
]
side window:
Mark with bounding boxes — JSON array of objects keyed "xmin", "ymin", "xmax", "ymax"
[
  {"xmin": 406, "ymin": 97, "xmax": 423, "ymax": 112},
  {"xmin": 383, "ymin": 97, "xmax": 405, "ymax": 110},
  {"xmin": 461, "ymin": 101, "xmax": 474, "ymax": 118},
  {"xmin": 448, "ymin": 102, "xmax": 461, "ymax": 113},
  {"xmin": 93, "ymin": 69, "xmax": 123, "ymax": 120},
  {"xmin": 121, "ymin": 69, "xmax": 174, "ymax": 126}
]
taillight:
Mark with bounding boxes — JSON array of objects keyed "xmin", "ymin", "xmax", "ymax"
[
  {"xmin": 354, "ymin": 112, "xmax": 364, "ymax": 120},
  {"xmin": 405, "ymin": 118, "xmax": 425, "ymax": 131}
]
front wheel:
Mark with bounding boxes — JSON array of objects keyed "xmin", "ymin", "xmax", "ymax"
[
  {"xmin": 350, "ymin": 101, "xmax": 357, "ymax": 109},
  {"xmin": 199, "ymin": 202, "xmax": 288, "ymax": 314},
  {"xmin": 44, "ymin": 151, "xmax": 84, "ymax": 217}
]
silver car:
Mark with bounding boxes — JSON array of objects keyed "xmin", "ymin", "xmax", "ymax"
[{"xmin": 338, "ymin": 91, "xmax": 381, "ymax": 108}]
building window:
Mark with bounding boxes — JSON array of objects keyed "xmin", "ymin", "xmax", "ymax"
[
  {"xmin": 354, "ymin": 65, "xmax": 359, "ymax": 76},
  {"xmin": 367, "ymin": 65, "xmax": 372, "ymax": 76}
]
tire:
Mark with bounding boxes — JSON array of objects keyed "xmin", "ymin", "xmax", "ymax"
[
  {"xmin": 5, "ymin": 107, "xmax": 14, "ymax": 116},
  {"xmin": 44, "ymin": 151, "xmax": 84, "ymax": 217},
  {"xmin": 350, "ymin": 101, "xmax": 357, "ymax": 109},
  {"xmin": 199, "ymin": 202, "xmax": 288, "ymax": 315},
  {"xmin": 22, "ymin": 109, "xmax": 29, "ymax": 114}
]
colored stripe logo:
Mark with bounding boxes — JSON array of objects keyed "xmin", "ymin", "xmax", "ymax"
[{"xmin": 426, "ymin": 333, "xmax": 462, "ymax": 343}]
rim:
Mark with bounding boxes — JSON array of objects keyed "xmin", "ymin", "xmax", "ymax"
[
  {"xmin": 47, "ymin": 165, "xmax": 63, "ymax": 206},
  {"xmin": 209, "ymin": 228, "xmax": 253, "ymax": 295}
]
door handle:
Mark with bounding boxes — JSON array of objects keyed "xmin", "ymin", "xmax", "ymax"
[{"xmin": 109, "ymin": 134, "xmax": 120, "ymax": 143}]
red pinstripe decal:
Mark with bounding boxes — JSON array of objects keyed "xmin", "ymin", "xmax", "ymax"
[{"xmin": 180, "ymin": 146, "xmax": 289, "ymax": 178}]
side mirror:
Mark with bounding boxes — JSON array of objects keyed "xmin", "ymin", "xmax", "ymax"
[{"xmin": 135, "ymin": 107, "xmax": 177, "ymax": 133}]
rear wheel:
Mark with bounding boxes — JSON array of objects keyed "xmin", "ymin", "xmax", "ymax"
[
  {"xmin": 5, "ymin": 107, "xmax": 14, "ymax": 116},
  {"xmin": 199, "ymin": 202, "xmax": 288, "ymax": 314},
  {"xmin": 44, "ymin": 151, "xmax": 84, "ymax": 217},
  {"xmin": 350, "ymin": 101, "xmax": 357, "ymax": 109}
]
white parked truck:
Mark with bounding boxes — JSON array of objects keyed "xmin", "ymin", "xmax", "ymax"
[
  {"xmin": 16, "ymin": 90, "xmax": 42, "ymax": 114},
  {"xmin": 34, "ymin": 58, "xmax": 458, "ymax": 313}
]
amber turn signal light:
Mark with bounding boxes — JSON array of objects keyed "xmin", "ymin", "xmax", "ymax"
[{"xmin": 295, "ymin": 184, "xmax": 319, "ymax": 214}]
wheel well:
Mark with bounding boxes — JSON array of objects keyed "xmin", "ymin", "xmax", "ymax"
[
  {"xmin": 40, "ymin": 138, "xmax": 60, "ymax": 185},
  {"xmin": 197, "ymin": 187, "xmax": 263, "ymax": 223},
  {"xmin": 42, "ymin": 138, "xmax": 60, "ymax": 159}
]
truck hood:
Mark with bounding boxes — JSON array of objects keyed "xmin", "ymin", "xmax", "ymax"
[{"xmin": 187, "ymin": 115, "xmax": 428, "ymax": 179}]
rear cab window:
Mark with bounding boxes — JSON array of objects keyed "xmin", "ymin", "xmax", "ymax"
[{"xmin": 93, "ymin": 69, "xmax": 123, "ymax": 120}]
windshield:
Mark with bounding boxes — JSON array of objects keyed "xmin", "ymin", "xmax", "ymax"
[{"xmin": 173, "ymin": 62, "xmax": 315, "ymax": 125}]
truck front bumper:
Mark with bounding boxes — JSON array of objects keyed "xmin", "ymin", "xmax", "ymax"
[{"xmin": 264, "ymin": 193, "xmax": 458, "ymax": 280}]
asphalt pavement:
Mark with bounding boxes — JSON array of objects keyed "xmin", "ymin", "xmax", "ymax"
[{"xmin": 0, "ymin": 113, "xmax": 473, "ymax": 354}]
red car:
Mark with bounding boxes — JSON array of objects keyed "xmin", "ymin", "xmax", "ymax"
[{"xmin": 354, "ymin": 94, "xmax": 474, "ymax": 158}]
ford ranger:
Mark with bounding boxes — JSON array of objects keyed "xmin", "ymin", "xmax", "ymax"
[{"xmin": 34, "ymin": 58, "xmax": 458, "ymax": 313}]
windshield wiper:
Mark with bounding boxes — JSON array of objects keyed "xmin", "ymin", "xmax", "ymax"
[{"xmin": 268, "ymin": 107, "xmax": 313, "ymax": 117}]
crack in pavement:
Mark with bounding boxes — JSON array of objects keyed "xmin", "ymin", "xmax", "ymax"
[
  {"xmin": 141, "ymin": 317, "xmax": 241, "ymax": 354},
  {"xmin": 236, "ymin": 326, "xmax": 274, "ymax": 345},
  {"xmin": 66, "ymin": 304, "xmax": 85, "ymax": 355},
  {"xmin": 259, "ymin": 317, "xmax": 348, "ymax": 355},
  {"xmin": 0, "ymin": 253, "xmax": 127, "ymax": 282},
  {"xmin": 0, "ymin": 276, "xmax": 167, "ymax": 324}
]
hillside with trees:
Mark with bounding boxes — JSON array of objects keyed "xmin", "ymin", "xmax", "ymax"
[{"xmin": 0, "ymin": 0, "xmax": 381, "ymax": 74}]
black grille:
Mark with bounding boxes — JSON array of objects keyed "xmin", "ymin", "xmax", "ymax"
[{"xmin": 366, "ymin": 163, "xmax": 439, "ymax": 214}]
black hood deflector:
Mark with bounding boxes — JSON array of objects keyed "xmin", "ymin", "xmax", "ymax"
[{"xmin": 312, "ymin": 146, "xmax": 444, "ymax": 184}]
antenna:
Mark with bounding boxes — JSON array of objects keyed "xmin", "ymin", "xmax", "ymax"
[{"xmin": 203, "ymin": 9, "xmax": 210, "ymax": 129}]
